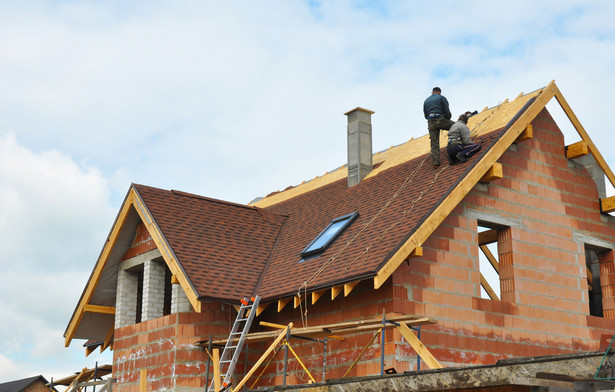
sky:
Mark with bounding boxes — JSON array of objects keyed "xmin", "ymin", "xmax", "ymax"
[{"xmin": 1, "ymin": 0, "xmax": 615, "ymax": 384}]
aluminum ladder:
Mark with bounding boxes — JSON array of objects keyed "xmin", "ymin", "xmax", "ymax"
[{"xmin": 208, "ymin": 295, "xmax": 260, "ymax": 392}]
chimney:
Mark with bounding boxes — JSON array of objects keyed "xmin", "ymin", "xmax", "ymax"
[{"xmin": 345, "ymin": 107, "xmax": 374, "ymax": 186}]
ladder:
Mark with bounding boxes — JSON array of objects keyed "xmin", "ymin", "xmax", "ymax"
[{"xmin": 208, "ymin": 295, "xmax": 260, "ymax": 392}]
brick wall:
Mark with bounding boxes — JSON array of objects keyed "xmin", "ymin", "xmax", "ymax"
[
  {"xmin": 391, "ymin": 108, "xmax": 615, "ymax": 369},
  {"xmin": 113, "ymin": 302, "xmax": 234, "ymax": 392}
]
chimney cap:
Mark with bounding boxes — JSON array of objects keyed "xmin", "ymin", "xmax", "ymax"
[{"xmin": 344, "ymin": 107, "xmax": 375, "ymax": 116}]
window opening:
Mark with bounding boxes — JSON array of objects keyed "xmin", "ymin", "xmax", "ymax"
[
  {"xmin": 301, "ymin": 212, "xmax": 359, "ymax": 259},
  {"xmin": 586, "ymin": 245, "xmax": 603, "ymax": 317},
  {"xmin": 478, "ymin": 223, "xmax": 502, "ymax": 300},
  {"xmin": 135, "ymin": 269, "xmax": 144, "ymax": 324},
  {"xmin": 163, "ymin": 266, "xmax": 172, "ymax": 316}
]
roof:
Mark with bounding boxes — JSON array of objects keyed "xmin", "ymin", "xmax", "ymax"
[
  {"xmin": 0, "ymin": 376, "xmax": 54, "ymax": 392},
  {"xmin": 65, "ymin": 80, "xmax": 615, "ymax": 346}
]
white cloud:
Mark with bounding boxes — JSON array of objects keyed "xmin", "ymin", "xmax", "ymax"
[
  {"xmin": 0, "ymin": 0, "xmax": 614, "ymax": 381},
  {"xmin": 0, "ymin": 134, "xmax": 114, "ymax": 380}
]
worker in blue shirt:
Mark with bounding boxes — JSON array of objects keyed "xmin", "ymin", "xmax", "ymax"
[{"xmin": 423, "ymin": 87, "xmax": 455, "ymax": 167}]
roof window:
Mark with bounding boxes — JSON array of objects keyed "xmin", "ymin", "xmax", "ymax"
[{"xmin": 300, "ymin": 212, "xmax": 358, "ymax": 259}]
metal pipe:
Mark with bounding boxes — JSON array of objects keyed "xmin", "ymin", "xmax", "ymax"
[
  {"xmin": 282, "ymin": 328, "xmax": 290, "ymax": 385},
  {"xmin": 205, "ymin": 337, "xmax": 212, "ymax": 392},
  {"xmin": 380, "ymin": 313, "xmax": 385, "ymax": 375},
  {"xmin": 322, "ymin": 337, "xmax": 327, "ymax": 382}
]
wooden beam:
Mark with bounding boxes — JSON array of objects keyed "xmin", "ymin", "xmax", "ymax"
[
  {"xmin": 233, "ymin": 323, "xmax": 293, "ymax": 392},
  {"xmin": 409, "ymin": 246, "xmax": 423, "ymax": 258},
  {"xmin": 586, "ymin": 267, "xmax": 593, "ymax": 290},
  {"xmin": 171, "ymin": 275, "xmax": 179, "ymax": 284},
  {"xmin": 397, "ymin": 321, "xmax": 443, "ymax": 369},
  {"xmin": 83, "ymin": 304, "xmax": 115, "ymax": 315},
  {"xmin": 260, "ymin": 321, "xmax": 287, "ymax": 329},
  {"xmin": 208, "ymin": 314, "xmax": 434, "ymax": 345},
  {"xmin": 101, "ymin": 324, "xmax": 114, "ymax": 353},
  {"xmin": 480, "ymin": 245, "xmax": 500, "ymax": 273},
  {"xmin": 140, "ymin": 369, "xmax": 147, "ymax": 392},
  {"xmin": 478, "ymin": 229, "xmax": 498, "ymax": 245},
  {"xmin": 344, "ymin": 281, "xmax": 359, "ymax": 297},
  {"xmin": 312, "ymin": 289, "xmax": 327, "ymax": 305},
  {"xmin": 374, "ymin": 81, "xmax": 557, "ymax": 290},
  {"xmin": 213, "ymin": 348, "xmax": 221, "ymax": 392},
  {"xmin": 294, "ymin": 296, "xmax": 301, "ymax": 309},
  {"xmin": 600, "ymin": 196, "xmax": 615, "ymax": 214},
  {"xmin": 515, "ymin": 124, "xmax": 533, "ymax": 143},
  {"xmin": 516, "ymin": 92, "xmax": 524, "ymax": 99},
  {"xmin": 565, "ymin": 141, "xmax": 589, "ymax": 159},
  {"xmin": 331, "ymin": 285, "xmax": 343, "ymax": 300},
  {"xmin": 479, "ymin": 162, "xmax": 503, "ymax": 183},
  {"xmin": 278, "ymin": 298, "xmax": 291, "ymax": 312},
  {"xmin": 480, "ymin": 273, "xmax": 500, "ymax": 300},
  {"xmin": 554, "ymin": 87, "xmax": 615, "ymax": 190}
]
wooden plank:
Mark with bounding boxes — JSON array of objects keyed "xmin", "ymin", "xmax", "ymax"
[
  {"xmin": 480, "ymin": 273, "xmax": 500, "ymax": 300},
  {"xmin": 565, "ymin": 141, "xmax": 588, "ymax": 159},
  {"xmin": 554, "ymin": 87, "xmax": 615, "ymax": 190},
  {"xmin": 479, "ymin": 162, "xmax": 503, "ymax": 183},
  {"xmin": 210, "ymin": 315, "xmax": 435, "ymax": 345},
  {"xmin": 331, "ymin": 285, "xmax": 343, "ymax": 300},
  {"xmin": 374, "ymin": 81, "xmax": 557, "ymax": 290},
  {"xmin": 344, "ymin": 281, "xmax": 359, "ymax": 297},
  {"xmin": 515, "ymin": 124, "xmax": 533, "ymax": 143},
  {"xmin": 409, "ymin": 246, "xmax": 423, "ymax": 258},
  {"xmin": 83, "ymin": 304, "xmax": 115, "ymax": 315},
  {"xmin": 600, "ymin": 196, "xmax": 615, "ymax": 213},
  {"xmin": 171, "ymin": 275, "xmax": 179, "ymax": 284},
  {"xmin": 478, "ymin": 229, "xmax": 498, "ymax": 245},
  {"xmin": 312, "ymin": 289, "xmax": 326, "ymax": 305},
  {"xmin": 294, "ymin": 296, "xmax": 301, "ymax": 309},
  {"xmin": 233, "ymin": 323, "xmax": 293, "ymax": 392},
  {"xmin": 140, "ymin": 369, "xmax": 147, "ymax": 392},
  {"xmin": 480, "ymin": 245, "xmax": 500, "ymax": 273},
  {"xmin": 213, "ymin": 348, "xmax": 221, "ymax": 392},
  {"xmin": 101, "ymin": 325, "xmax": 114, "ymax": 352},
  {"xmin": 516, "ymin": 92, "xmax": 524, "ymax": 99},
  {"xmin": 586, "ymin": 267, "xmax": 593, "ymax": 290},
  {"xmin": 397, "ymin": 321, "xmax": 443, "ymax": 369},
  {"xmin": 260, "ymin": 321, "xmax": 287, "ymax": 329}
]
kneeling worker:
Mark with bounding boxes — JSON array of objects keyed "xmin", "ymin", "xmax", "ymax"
[{"xmin": 447, "ymin": 113, "xmax": 481, "ymax": 165}]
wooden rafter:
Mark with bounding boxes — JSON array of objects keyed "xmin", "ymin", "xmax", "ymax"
[
  {"xmin": 515, "ymin": 124, "xmax": 533, "ymax": 143},
  {"xmin": 312, "ymin": 289, "xmax": 326, "ymax": 305},
  {"xmin": 478, "ymin": 229, "xmax": 498, "ymax": 246},
  {"xmin": 83, "ymin": 304, "xmax": 115, "ymax": 315},
  {"xmin": 480, "ymin": 162, "xmax": 503, "ymax": 183},
  {"xmin": 374, "ymin": 81, "xmax": 558, "ymax": 289},
  {"xmin": 600, "ymin": 196, "xmax": 615, "ymax": 214},
  {"xmin": 344, "ymin": 281, "xmax": 359, "ymax": 296},
  {"xmin": 565, "ymin": 141, "xmax": 589, "ymax": 159},
  {"xmin": 553, "ymin": 87, "xmax": 615, "ymax": 189},
  {"xmin": 277, "ymin": 298, "xmax": 291, "ymax": 312},
  {"xmin": 331, "ymin": 285, "xmax": 343, "ymax": 300}
]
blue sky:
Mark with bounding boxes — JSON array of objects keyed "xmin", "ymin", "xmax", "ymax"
[{"xmin": 1, "ymin": 0, "xmax": 615, "ymax": 383}]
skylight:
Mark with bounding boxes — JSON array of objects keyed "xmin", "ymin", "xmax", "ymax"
[{"xmin": 300, "ymin": 212, "xmax": 359, "ymax": 259}]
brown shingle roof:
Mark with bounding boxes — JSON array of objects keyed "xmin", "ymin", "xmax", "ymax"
[{"xmin": 133, "ymin": 184, "xmax": 285, "ymax": 301}]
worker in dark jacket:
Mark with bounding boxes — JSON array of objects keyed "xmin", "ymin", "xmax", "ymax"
[
  {"xmin": 423, "ymin": 87, "xmax": 455, "ymax": 167},
  {"xmin": 447, "ymin": 113, "xmax": 481, "ymax": 165}
]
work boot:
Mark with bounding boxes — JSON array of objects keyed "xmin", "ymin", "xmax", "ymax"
[
  {"xmin": 456, "ymin": 153, "xmax": 467, "ymax": 163},
  {"xmin": 447, "ymin": 153, "xmax": 455, "ymax": 165}
]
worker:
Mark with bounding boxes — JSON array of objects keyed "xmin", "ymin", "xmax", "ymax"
[
  {"xmin": 447, "ymin": 113, "xmax": 481, "ymax": 165},
  {"xmin": 423, "ymin": 87, "xmax": 455, "ymax": 168}
]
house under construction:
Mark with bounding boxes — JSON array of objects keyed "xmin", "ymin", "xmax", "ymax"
[{"xmin": 64, "ymin": 81, "xmax": 615, "ymax": 391}]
